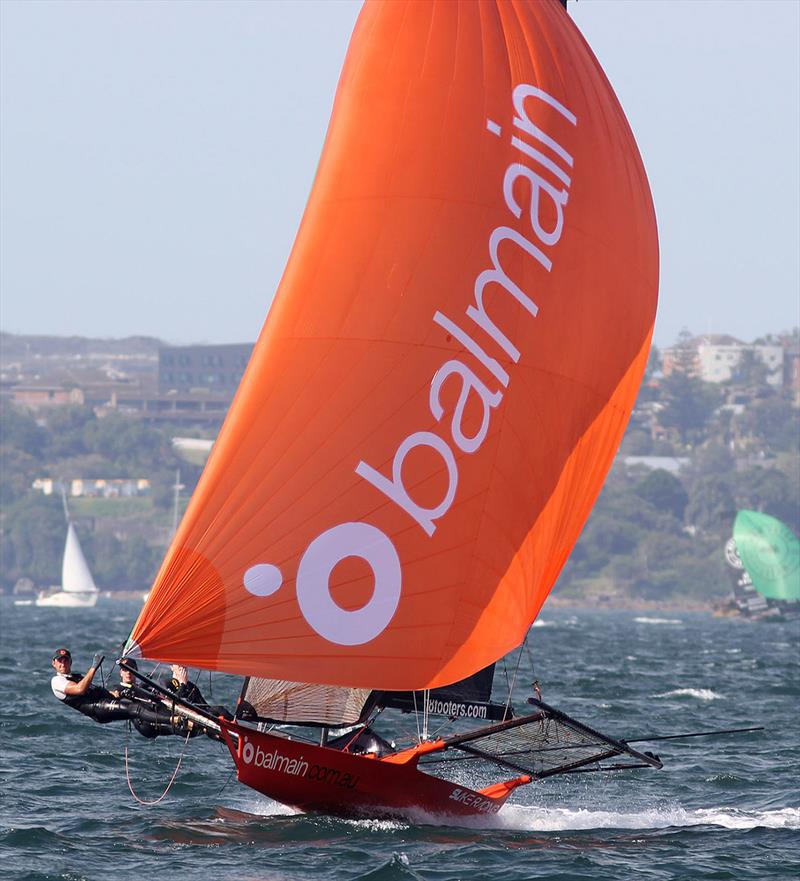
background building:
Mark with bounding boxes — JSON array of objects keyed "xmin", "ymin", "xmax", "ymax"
[
  {"xmin": 663, "ymin": 334, "xmax": 786, "ymax": 386},
  {"xmin": 158, "ymin": 344, "xmax": 253, "ymax": 395}
]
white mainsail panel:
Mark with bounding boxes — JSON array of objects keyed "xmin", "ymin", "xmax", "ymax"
[{"xmin": 62, "ymin": 522, "xmax": 98, "ymax": 594}]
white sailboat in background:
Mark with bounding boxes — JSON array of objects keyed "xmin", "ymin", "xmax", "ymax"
[{"xmin": 36, "ymin": 493, "xmax": 99, "ymax": 608}]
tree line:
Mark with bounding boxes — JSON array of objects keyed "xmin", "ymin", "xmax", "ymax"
[
  {"xmin": 1, "ymin": 344, "xmax": 798, "ymax": 599},
  {"xmin": 558, "ymin": 341, "xmax": 799, "ymax": 601},
  {"xmin": 0, "ymin": 404, "xmax": 203, "ymax": 591}
]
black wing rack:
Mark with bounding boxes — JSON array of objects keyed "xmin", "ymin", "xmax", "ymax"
[{"xmin": 424, "ymin": 698, "xmax": 663, "ymax": 779}]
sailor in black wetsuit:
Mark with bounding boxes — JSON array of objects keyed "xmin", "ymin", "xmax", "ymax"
[
  {"xmin": 162, "ymin": 664, "xmax": 207, "ymax": 707},
  {"xmin": 110, "ymin": 658, "xmax": 151, "ymax": 702},
  {"xmin": 109, "ymin": 658, "xmax": 177, "ymax": 739},
  {"xmin": 162, "ymin": 664, "xmax": 233, "ymax": 739},
  {"xmin": 50, "ymin": 648, "xmax": 178, "ymax": 734}
]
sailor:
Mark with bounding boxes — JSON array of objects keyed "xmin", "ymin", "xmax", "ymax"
[
  {"xmin": 163, "ymin": 664, "xmax": 232, "ymax": 718},
  {"xmin": 110, "ymin": 658, "xmax": 152, "ymax": 701},
  {"xmin": 161, "ymin": 664, "xmax": 233, "ymax": 738},
  {"xmin": 50, "ymin": 648, "xmax": 180, "ymax": 733},
  {"xmin": 526, "ymin": 680, "xmax": 543, "ymax": 706},
  {"xmin": 162, "ymin": 664, "xmax": 206, "ymax": 706},
  {"xmin": 109, "ymin": 658, "xmax": 177, "ymax": 739}
]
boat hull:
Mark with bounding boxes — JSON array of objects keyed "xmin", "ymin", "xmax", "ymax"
[
  {"xmin": 35, "ymin": 591, "xmax": 98, "ymax": 608},
  {"xmin": 220, "ymin": 721, "xmax": 527, "ymax": 821}
]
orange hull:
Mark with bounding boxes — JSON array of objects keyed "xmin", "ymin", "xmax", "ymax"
[{"xmin": 220, "ymin": 720, "xmax": 530, "ymax": 821}]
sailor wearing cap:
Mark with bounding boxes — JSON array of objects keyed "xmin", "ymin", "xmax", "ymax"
[
  {"xmin": 50, "ymin": 648, "xmax": 105, "ymax": 705},
  {"xmin": 49, "ymin": 648, "xmax": 182, "ymax": 735}
]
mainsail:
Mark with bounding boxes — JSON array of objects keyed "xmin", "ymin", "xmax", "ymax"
[
  {"xmin": 128, "ymin": 0, "xmax": 658, "ymax": 690},
  {"xmin": 373, "ymin": 665, "xmax": 509, "ymax": 722},
  {"xmin": 62, "ymin": 522, "xmax": 98, "ymax": 595},
  {"xmin": 237, "ymin": 677, "xmax": 372, "ymax": 727}
]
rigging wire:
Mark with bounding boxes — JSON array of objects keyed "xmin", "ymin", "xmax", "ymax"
[
  {"xmin": 411, "ymin": 690, "xmax": 422, "ymax": 744},
  {"xmin": 525, "ymin": 635, "xmax": 538, "ymax": 683},
  {"xmin": 123, "ymin": 725, "xmax": 192, "ymax": 806},
  {"xmin": 501, "ymin": 654, "xmax": 511, "ymax": 695},
  {"xmin": 502, "ymin": 637, "xmax": 528, "ymax": 720},
  {"xmin": 339, "ymin": 708, "xmax": 384, "ymax": 752},
  {"xmin": 427, "ymin": 714, "xmax": 460, "ymax": 741},
  {"xmin": 98, "ymin": 658, "xmax": 108, "ymax": 688}
]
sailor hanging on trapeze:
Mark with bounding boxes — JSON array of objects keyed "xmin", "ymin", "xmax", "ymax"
[{"xmin": 49, "ymin": 648, "xmax": 230, "ymax": 738}]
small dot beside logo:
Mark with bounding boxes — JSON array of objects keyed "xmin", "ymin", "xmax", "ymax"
[{"xmin": 243, "ymin": 564, "xmax": 283, "ymax": 597}]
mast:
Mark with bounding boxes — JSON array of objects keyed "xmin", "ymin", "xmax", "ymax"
[
  {"xmin": 60, "ymin": 482, "xmax": 70, "ymax": 523},
  {"xmin": 171, "ymin": 469, "xmax": 183, "ymax": 537}
]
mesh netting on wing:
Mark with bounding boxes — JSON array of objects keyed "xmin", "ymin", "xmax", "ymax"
[{"xmin": 433, "ymin": 701, "xmax": 662, "ymax": 779}]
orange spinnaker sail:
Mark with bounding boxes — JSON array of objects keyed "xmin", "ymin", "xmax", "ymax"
[{"xmin": 130, "ymin": 0, "xmax": 658, "ymax": 689}]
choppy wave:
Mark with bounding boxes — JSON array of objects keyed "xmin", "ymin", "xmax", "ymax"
[
  {"xmin": 654, "ymin": 688, "xmax": 723, "ymax": 700},
  {"xmin": 498, "ymin": 804, "xmax": 800, "ymax": 832},
  {"xmin": 347, "ymin": 819, "xmax": 412, "ymax": 833},
  {"xmin": 4, "ymin": 601, "xmax": 799, "ymax": 881},
  {"xmin": 532, "ymin": 616, "xmax": 577, "ymax": 627},
  {"xmin": 634, "ymin": 617, "xmax": 683, "ymax": 625}
]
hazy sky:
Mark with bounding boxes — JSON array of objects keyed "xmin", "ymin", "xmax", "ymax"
[{"xmin": 1, "ymin": 0, "xmax": 798, "ymax": 349}]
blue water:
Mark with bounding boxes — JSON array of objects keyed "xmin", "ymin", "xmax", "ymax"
[{"xmin": 1, "ymin": 603, "xmax": 797, "ymax": 880}]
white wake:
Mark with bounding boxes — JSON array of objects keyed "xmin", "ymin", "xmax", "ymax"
[
  {"xmin": 497, "ymin": 804, "xmax": 800, "ymax": 832},
  {"xmin": 654, "ymin": 688, "xmax": 724, "ymax": 700},
  {"xmin": 634, "ymin": 617, "xmax": 683, "ymax": 625},
  {"xmin": 239, "ymin": 793, "xmax": 798, "ymax": 834}
]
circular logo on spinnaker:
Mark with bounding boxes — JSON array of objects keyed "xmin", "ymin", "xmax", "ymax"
[
  {"xmin": 296, "ymin": 522, "xmax": 401, "ymax": 646},
  {"xmin": 242, "ymin": 740, "xmax": 254, "ymax": 765},
  {"xmin": 725, "ymin": 538, "xmax": 744, "ymax": 570}
]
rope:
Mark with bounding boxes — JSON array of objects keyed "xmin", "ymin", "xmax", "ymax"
[
  {"xmin": 217, "ymin": 767, "xmax": 236, "ymax": 799},
  {"xmin": 123, "ymin": 725, "xmax": 192, "ymax": 806},
  {"xmin": 96, "ymin": 656, "xmax": 112, "ymax": 689},
  {"xmin": 340, "ymin": 709, "xmax": 382, "ymax": 752}
]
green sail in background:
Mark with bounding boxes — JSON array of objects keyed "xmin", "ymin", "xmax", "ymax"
[{"xmin": 733, "ymin": 511, "xmax": 800, "ymax": 601}]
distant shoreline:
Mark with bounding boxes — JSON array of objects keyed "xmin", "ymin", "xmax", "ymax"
[
  {"xmin": 7, "ymin": 590, "xmax": 717, "ymax": 613},
  {"xmin": 545, "ymin": 594, "xmax": 712, "ymax": 613}
]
